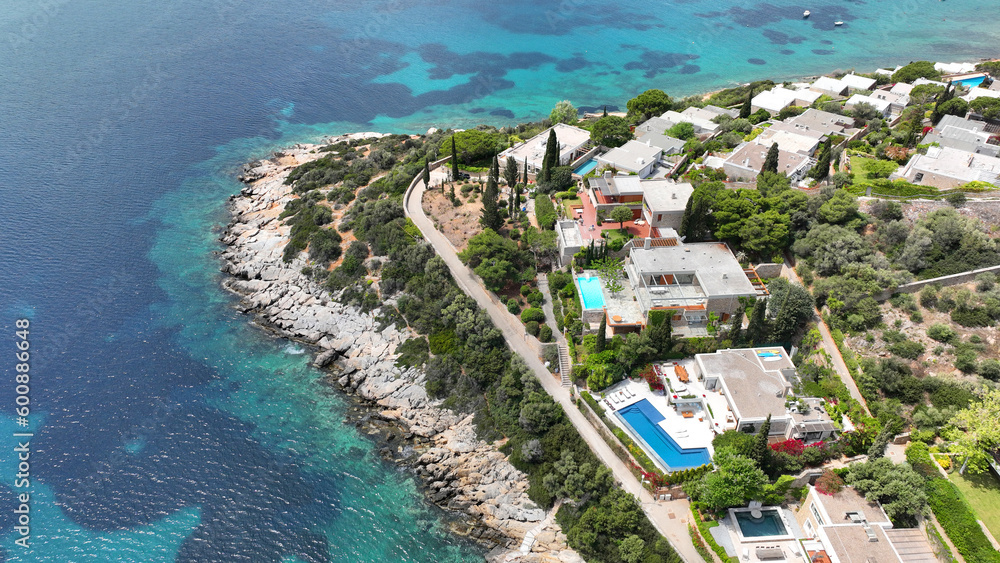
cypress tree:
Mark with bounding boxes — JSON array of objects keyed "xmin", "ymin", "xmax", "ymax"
[
  {"xmin": 727, "ymin": 301, "xmax": 746, "ymax": 346},
  {"xmin": 739, "ymin": 93, "xmax": 752, "ymax": 119},
  {"xmin": 595, "ymin": 315, "xmax": 607, "ymax": 353},
  {"xmin": 752, "ymin": 414, "xmax": 772, "ymax": 468},
  {"xmin": 809, "ymin": 139, "xmax": 831, "ymax": 180},
  {"xmin": 746, "ymin": 298, "xmax": 769, "ymax": 346},
  {"xmin": 422, "ymin": 161, "xmax": 431, "ymax": 188},
  {"xmin": 522, "ymin": 156, "xmax": 529, "ymax": 186},
  {"xmin": 504, "ymin": 156, "xmax": 518, "ymax": 217},
  {"xmin": 762, "ymin": 142, "xmax": 780, "ymax": 174},
  {"xmin": 602, "ymin": 105, "xmax": 608, "ymax": 117},
  {"xmin": 481, "ymin": 155, "xmax": 502, "ymax": 232},
  {"xmin": 541, "ymin": 129, "xmax": 558, "ymax": 184},
  {"xmin": 451, "ymin": 135, "xmax": 460, "ymax": 182}
]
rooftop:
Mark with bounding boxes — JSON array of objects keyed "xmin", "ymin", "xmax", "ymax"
[
  {"xmin": 598, "ymin": 140, "xmax": 663, "ymax": 173},
  {"xmin": 845, "ymin": 93, "xmax": 892, "ymax": 113},
  {"xmin": 635, "ymin": 116, "xmax": 673, "ymax": 136},
  {"xmin": 890, "ymin": 82, "xmax": 914, "ymax": 96},
  {"xmin": 810, "ymin": 76, "xmax": 848, "ymax": 95},
  {"xmin": 724, "ymin": 141, "xmax": 811, "ymax": 177},
  {"xmin": 661, "ymin": 109, "xmax": 719, "ymax": 133},
  {"xmin": 809, "ymin": 485, "xmax": 890, "ymax": 526},
  {"xmin": 697, "ymin": 347, "xmax": 794, "ymax": 420},
  {"xmin": 640, "ymin": 179, "xmax": 694, "ymax": 213},
  {"xmin": 499, "ymin": 123, "xmax": 591, "ymax": 167},
  {"xmin": 757, "ymin": 129, "xmax": 822, "ymax": 155},
  {"xmin": 629, "ymin": 243, "xmax": 757, "ymax": 298},
  {"xmin": 589, "ymin": 173, "xmax": 644, "ymax": 198},
  {"xmin": 904, "ymin": 145, "xmax": 1000, "ymax": 185},
  {"xmin": 840, "ymin": 73, "xmax": 877, "ymax": 91},
  {"xmin": 787, "ymin": 108, "xmax": 855, "ymax": 136},
  {"xmin": 637, "ymin": 132, "xmax": 686, "ymax": 154},
  {"xmin": 820, "ymin": 525, "xmax": 900, "ymax": 563}
]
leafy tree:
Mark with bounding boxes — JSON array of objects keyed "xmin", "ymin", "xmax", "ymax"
[
  {"xmin": 831, "ymin": 171, "xmax": 854, "ymax": 189},
  {"xmin": 946, "ymin": 388, "xmax": 1000, "ymax": 474},
  {"xmin": 590, "ymin": 115, "xmax": 632, "ymax": 148},
  {"xmin": 891, "ymin": 61, "xmax": 942, "ymax": 83},
  {"xmin": 616, "ymin": 330, "xmax": 657, "ymax": 374},
  {"xmin": 762, "ymin": 142, "xmax": 780, "ymax": 174},
  {"xmin": 441, "ymin": 129, "xmax": 504, "ymax": 165},
  {"xmin": 609, "ymin": 205, "xmax": 634, "ymax": 232},
  {"xmin": 739, "ymin": 209, "xmax": 790, "ymax": 257},
  {"xmin": 850, "ymin": 102, "xmax": 881, "ymax": 125},
  {"xmin": 522, "ymin": 226, "xmax": 558, "ymax": 266},
  {"xmin": 308, "ymin": 228, "xmax": 344, "ymax": 265},
  {"xmin": 458, "ymin": 229, "xmax": 525, "ymax": 291},
  {"xmin": 619, "ymin": 535, "xmax": 645, "ymax": 563},
  {"xmin": 626, "ymin": 89, "xmax": 672, "ymax": 122},
  {"xmin": 817, "ymin": 189, "xmax": 859, "ymax": 225},
  {"xmin": 550, "ymin": 100, "xmax": 578, "ymax": 124},
  {"xmin": 792, "ymin": 223, "xmax": 874, "ymax": 276},
  {"xmin": 712, "ymin": 430, "xmax": 755, "ymax": 459},
  {"xmin": 666, "ymin": 121, "xmax": 696, "ymax": 141},
  {"xmin": 686, "ymin": 448, "xmax": 768, "ymax": 512},
  {"xmin": 845, "ymin": 457, "xmax": 928, "ymax": 526},
  {"xmin": 594, "ymin": 257, "xmax": 625, "ymax": 296},
  {"xmin": 970, "ymin": 97, "xmax": 1000, "ymax": 120},
  {"xmin": 766, "ymin": 277, "xmax": 815, "ymax": 343}
]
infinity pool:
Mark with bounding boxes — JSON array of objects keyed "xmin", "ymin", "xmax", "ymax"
[
  {"xmin": 577, "ymin": 276, "xmax": 606, "ymax": 310},
  {"xmin": 616, "ymin": 399, "xmax": 712, "ymax": 470}
]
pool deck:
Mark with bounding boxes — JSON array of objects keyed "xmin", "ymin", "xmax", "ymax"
[{"xmin": 597, "ymin": 377, "xmax": 716, "ymax": 458}]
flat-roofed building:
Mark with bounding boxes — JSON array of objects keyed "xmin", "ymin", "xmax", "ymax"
[
  {"xmin": 840, "ymin": 73, "xmax": 877, "ymax": 92},
  {"xmin": 498, "ymin": 123, "xmax": 592, "ymax": 175},
  {"xmin": 625, "ymin": 242, "xmax": 761, "ymax": 328},
  {"xmin": 639, "ymin": 179, "xmax": 693, "ymax": 230},
  {"xmin": 695, "ymin": 347, "xmax": 796, "ymax": 436},
  {"xmin": 634, "ymin": 116, "xmax": 674, "ymax": 136},
  {"xmin": 922, "ymin": 114, "xmax": 1000, "ymax": 157},
  {"xmin": 796, "ymin": 485, "xmax": 937, "ymax": 563},
  {"xmin": 596, "ymin": 140, "xmax": 662, "ymax": 177},
  {"xmin": 810, "ymin": 76, "xmax": 849, "ymax": 97},
  {"xmin": 752, "ymin": 86, "xmax": 823, "ymax": 114},
  {"xmin": 894, "ymin": 145, "xmax": 1000, "ymax": 188},
  {"xmin": 723, "ymin": 141, "xmax": 812, "ymax": 181},
  {"xmin": 636, "ymin": 132, "xmax": 685, "ymax": 155},
  {"xmin": 845, "ymin": 94, "xmax": 893, "ymax": 117},
  {"xmin": 660, "ymin": 109, "xmax": 719, "ymax": 135},
  {"xmin": 757, "ymin": 128, "xmax": 822, "ymax": 156}
]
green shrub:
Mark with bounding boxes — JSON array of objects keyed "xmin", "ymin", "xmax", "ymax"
[
  {"xmin": 539, "ymin": 325, "xmax": 553, "ymax": 343},
  {"xmin": 951, "ymin": 307, "xmax": 993, "ymax": 327},
  {"xmin": 978, "ymin": 359, "xmax": 1000, "ymax": 381},
  {"xmin": 525, "ymin": 321, "xmax": 540, "ymax": 336},
  {"xmin": 395, "ymin": 337, "xmax": 430, "ymax": 368},
  {"xmin": 528, "ymin": 291, "xmax": 545, "ymax": 307},
  {"xmin": 507, "ymin": 298, "xmax": 521, "ymax": 314},
  {"xmin": 521, "ymin": 308, "xmax": 546, "ymax": 323},
  {"xmin": 428, "ymin": 328, "xmax": 457, "ymax": 355},
  {"xmin": 889, "ymin": 340, "xmax": 925, "ymax": 359},
  {"xmin": 926, "ymin": 323, "xmax": 957, "ymax": 343},
  {"xmin": 975, "ymin": 272, "xmax": 997, "ymax": 292},
  {"xmin": 534, "ymin": 194, "xmax": 558, "ymax": 230},
  {"xmin": 520, "ymin": 284, "xmax": 532, "ymax": 296}
]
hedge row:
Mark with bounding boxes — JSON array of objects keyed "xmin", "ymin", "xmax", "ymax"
[
  {"xmin": 907, "ymin": 444, "xmax": 1000, "ymax": 563},
  {"xmin": 691, "ymin": 507, "xmax": 738, "ymax": 563}
]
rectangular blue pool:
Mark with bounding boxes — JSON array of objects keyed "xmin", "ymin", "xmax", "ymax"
[
  {"xmin": 577, "ymin": 276, "xmax": 605, "ymax": 310},
  {"xmin": 573, "ymin": 159, "xmax": 598, "ymax": 176},
  {"xmin": 952, "ymin": 75, "xmax": 986, "ymax": 89},
  {"xmin": 616, "ymin": 399, "xmax": 711, "ymax": 470},
  {"xmin": 734, "ymin": 509, "xmax": 789, "ymax": 538}
]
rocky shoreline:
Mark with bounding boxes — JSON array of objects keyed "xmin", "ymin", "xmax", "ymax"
[{"xmin": 218, "ymin": 135, "xmax": 580, "ymax": 563}]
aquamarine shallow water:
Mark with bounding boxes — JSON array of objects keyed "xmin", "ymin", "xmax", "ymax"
[{"xmin": 0, "ymin": 0, "xmax": 997, "ymax": 560}]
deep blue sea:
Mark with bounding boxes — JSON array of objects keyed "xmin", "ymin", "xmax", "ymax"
[{"xmin": 0, "ymin": 0, "xmax": 996, "ymax": 561}]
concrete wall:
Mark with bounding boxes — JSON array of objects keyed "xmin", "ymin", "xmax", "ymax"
[{"xmin": 874, "ymin": 263, "xmax": 1000, "ymax": 301}]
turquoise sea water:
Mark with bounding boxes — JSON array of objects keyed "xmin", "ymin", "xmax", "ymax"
[{"xmin": 0, "ymin": 0, "xmax": 997, "ymax": 560}]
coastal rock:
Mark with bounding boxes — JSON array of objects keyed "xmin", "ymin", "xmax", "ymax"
[{"xmin": 219, "ymin": 141, "xmax": 577, "ymax": 562}]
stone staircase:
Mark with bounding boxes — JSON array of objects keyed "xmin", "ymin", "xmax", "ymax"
[
  {"xmin": 558, "ymin": 343, "xmax": 571, "ymax": 387},
  {"xmin": 506, "ymin": 500, "xmax": 564, "ymax": 560}
]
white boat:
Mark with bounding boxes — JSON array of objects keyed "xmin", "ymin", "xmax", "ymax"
[
  {"xmin": 834, "ymin": 20, "xmax": 844, "ymax": 26},
  {"xmin": 803, "ymin": 10, "xmax": 810, "ymax": 17}
]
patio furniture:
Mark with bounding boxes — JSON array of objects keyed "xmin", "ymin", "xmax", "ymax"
[
  {"xmin": 612, "ymin": 315, "xmax": 622, "ymax": 322},
  {"xmin": 681, "ymin": 411, "xmax": 694, "ymax": 418}
]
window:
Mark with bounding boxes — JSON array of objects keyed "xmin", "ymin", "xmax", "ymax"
[
  {"xmin": 656, "ymin": 214, "xmax": 662, "ymax": 221},
  {"xmin": 914, "ymin": 173, "xmax": 924, "ymax": 182},
  {"xmin": 810, "ymin": 502, "xmax": 825, "ymax": 526}
]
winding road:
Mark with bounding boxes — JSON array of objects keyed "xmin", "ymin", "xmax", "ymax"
[{"xmin": 404, "ymin": 166, "xmax": 703, "ymax": 563}]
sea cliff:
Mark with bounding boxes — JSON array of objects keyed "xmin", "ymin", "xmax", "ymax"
[{"xmin": 219, "ymin": 137, "xmax": 581, "ymax": 563}]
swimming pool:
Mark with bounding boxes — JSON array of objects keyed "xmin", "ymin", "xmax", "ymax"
[
  {"xmin": 952, "ymin": 75, "xmax": 987, "ymax": 89},
  {"xmin": 577, "ymin": 276, "xmax": 606, "ymax": 310},
  {"xmin": 616, "ymin": 399, "xmax": 712, "ymax": 470},
  {"xmin": 734, "ymin": 509, "xmax": 789, "ymax": 538},
  {"xmin": 573, "ymin": 159, "xmax": 598, "ymax": 176}
]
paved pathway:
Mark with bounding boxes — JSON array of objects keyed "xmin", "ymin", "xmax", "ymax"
[
  {"xmin": 780, "ymin": 262, "xmax": 870, "ymax": 415},
  {"xmin": 405, "ymin": 175, "xmax": 701, "ymax": 563},
  {"xmin": 537, "ymin": 274, "xmax": 571, "ymax": 386}
]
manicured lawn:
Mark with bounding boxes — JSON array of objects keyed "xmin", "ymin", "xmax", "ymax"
[
  {"xmin": 560, "ymin": 197, "xmax": 582, "ymax": 217},
  {"xmin": 848, "ymin": 156, "xmax": 898, "ymax": 182},
  {"xmin": 950, "ymin": 470, "xmax": 1000, "ymax": 540}
]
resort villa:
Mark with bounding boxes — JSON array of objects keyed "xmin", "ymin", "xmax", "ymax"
[
  {"xmin": 893, "ymin": 145, "xmax": 1000, "ymax": 188},
  {"xmin": 498, "ymin": 123, "xmax": 593, "ymax": 175},
  {"xmin": 723, "ymin": 140, "xmax": 812, "ymax": 182},
  {"xmin": 621, "ymin": 241, "xmax": 765, "ymax": 331},
  {"xmin": 595, "ymin": 139, "xmax": 663, "ymax": 177}
]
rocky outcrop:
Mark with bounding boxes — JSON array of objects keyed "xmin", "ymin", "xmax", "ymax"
[{"xmin": 219, "ymin": 136, "xmax": 580, "ymax": 563}]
